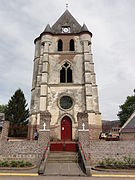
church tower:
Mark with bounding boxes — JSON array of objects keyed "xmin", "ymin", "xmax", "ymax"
[{"xmin": 29, "ymin": 10, "xmax": 102, "ymax": 140}]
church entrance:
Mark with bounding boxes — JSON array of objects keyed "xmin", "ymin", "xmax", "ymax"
[{"xmin": 61, "ymin": 116, "xmax": 72, "ymax": 141}]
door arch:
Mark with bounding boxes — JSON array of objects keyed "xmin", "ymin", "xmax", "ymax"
[{"xmin": 61, "ymin": 116, "xmax": 72, "ymax": 141}]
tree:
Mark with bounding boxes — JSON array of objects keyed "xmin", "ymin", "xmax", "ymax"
[
  {"xmin": 117, "ymin": 94, "xmax": 135, "ymax": 127},
  {"xmin": 0, "ymin": 104, "xmax": 7, "ymax": 114},
  {"xmin": 6, "ymin": 89, "xmax": 29, "ymax": 125}
]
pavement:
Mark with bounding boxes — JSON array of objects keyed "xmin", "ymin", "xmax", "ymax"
[{"xmin": 0, "ymin": 168, "xmax": 135, "ymax": 178}]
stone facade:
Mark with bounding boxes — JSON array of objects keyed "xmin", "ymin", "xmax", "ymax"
[{"xmin": 29, "ymin": 9, "xmax": 102, "ymax": 140}]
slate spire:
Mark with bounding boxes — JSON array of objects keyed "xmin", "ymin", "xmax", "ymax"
[
  {"xmin": 51, "ymin": 10, "xmax": 82, "ymax": 34},
  {"xmin": 44, "ymin": 24, "xmax": 52, "ymax": 33},
  {"xmin": 81, "ymin": 23, "xmax": 89, "ymax": 32}
]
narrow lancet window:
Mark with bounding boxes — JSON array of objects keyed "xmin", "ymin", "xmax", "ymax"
[
  {"xmin": 69, "ymin": 39, "xmax": 75, "ymax": 51},
  {"xmin": 58, "ymin": 39, "xmax": 63, "ymax": 51}
]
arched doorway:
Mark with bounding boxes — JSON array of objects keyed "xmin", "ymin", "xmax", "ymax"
[{"xmin": 61, "ymin": 116, "xmax": 72, "ymax": 141}]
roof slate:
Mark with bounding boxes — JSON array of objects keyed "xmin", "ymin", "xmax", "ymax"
[
  {"xmin": 120, "ymin": 111, "xmax": 135, "ymax": 133},
  {"xmin": 44, "ymin": 24, "xmax": 52, "ymax": 33},
  {"xmin": 81, "ymin": 24, "xmax": 89, "ymax": 32},
  {"xmin": 51, "ymin": 10, "xmax": 82, "ymax": 34}
]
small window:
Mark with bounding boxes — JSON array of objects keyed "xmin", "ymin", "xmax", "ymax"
[
  {"xmin": 58, "ymin": 39, "xmax": 63, "ymax": 51},
  {"xmin": 69, "ymin": 39, "xmax": 75, "ymax": 51},
  {"xmin": 60, "ymin": 62, "xmax": 72, "ymax": 83}
]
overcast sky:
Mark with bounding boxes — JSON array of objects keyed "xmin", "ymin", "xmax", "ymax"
[{"xmin": 0, "ymin": 0, "xmax": 135, "ymax": 120}]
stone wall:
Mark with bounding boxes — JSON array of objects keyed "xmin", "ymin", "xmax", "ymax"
[
  {"xmin": 89, "ymin": 140, "xmax": 135, "ymax": 165},
  {"xmin": 0, "ymin": 140, "xmax": 40, "ymax": 164}
]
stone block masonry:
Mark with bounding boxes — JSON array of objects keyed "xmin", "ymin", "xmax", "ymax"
[
  {"xmin": 89, "ymin": 140, "xmax": 135, "ymax": 164},
  {"xmin": 0, "ymin": 111, "xmax": 51, "ymax": 165},
  {"xmin": 0, "ymin": 140, "xmax": 40, "ymax": 165}
]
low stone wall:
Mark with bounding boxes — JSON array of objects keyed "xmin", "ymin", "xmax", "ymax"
[
  {"xmin": 89, "ymin": 140, "xmax": 135, "ymax": 165},
  {"xmin": 0, "ymin": 140, "xmax": 43, "ymax": 165},
  {"xmin": 0, "ymin": 112, "xmax": 51, "ymax": 165}
]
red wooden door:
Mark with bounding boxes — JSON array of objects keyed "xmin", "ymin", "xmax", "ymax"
[{"xmin": 61, "ymin": 116, "xmax": 72, "ymax": 141}]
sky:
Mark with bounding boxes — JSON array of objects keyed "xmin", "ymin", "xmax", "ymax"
[{"xmin": 0, "ymin": 0, "xmax": 135, "ymax": 120}]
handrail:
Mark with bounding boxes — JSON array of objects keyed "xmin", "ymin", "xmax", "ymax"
[
  {"xmin": 78, "ymin": 142, "xmax": 91, "ymax": 176},
  {"xmin": 79, "ymin": 142, "xmax": 87, "ymax": 161},
  {"xmin": 42, "ymin": 141, "xmax": 50, "ymax": 161},
  {"xmin": 38, "ymin": 141, "xmax": 50, "ymax": 173}
]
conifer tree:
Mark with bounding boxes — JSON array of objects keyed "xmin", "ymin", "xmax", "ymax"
[
  {"xmin": 6, "ymin": 89, "xmax": 29, "ymax": 125},
  {"xmin": 0, "ymin": 104, "xmax": 7, "ymax": 114}
]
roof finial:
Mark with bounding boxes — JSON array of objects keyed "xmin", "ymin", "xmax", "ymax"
[{"xmin": 66, "ymin": 3, "xmax": 68, "ymax": 9}]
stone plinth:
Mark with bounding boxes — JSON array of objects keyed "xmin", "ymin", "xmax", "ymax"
[{"xmin": 1, "ymin": 121, "xmax": 9, "ymax": 140}]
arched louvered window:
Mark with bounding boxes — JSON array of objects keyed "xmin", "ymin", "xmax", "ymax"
[
  {"xmin": 69, "ymin": 39, "xmax": 75, "ymax": 51},
  {"xmin": 60, "ymin": 62, "xmax": 72, "ymax": 83},
  {"xmin": 58, "ymin": 39, "xmax": 63, "ymax": 51}
]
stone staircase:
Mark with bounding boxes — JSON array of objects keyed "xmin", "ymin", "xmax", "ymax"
[{"xmin": 44, "ymin": 151, "xmax": 85, "ymax": 176}]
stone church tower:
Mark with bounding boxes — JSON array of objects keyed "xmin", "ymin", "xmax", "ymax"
[{"xmin": 29, "ymin": 10, "xmax": 102, "ymax": 140}]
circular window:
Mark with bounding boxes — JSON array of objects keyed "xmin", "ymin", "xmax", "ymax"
[{"xmin": 60, "ymin": 96, "xmax": 73, "ymax": 110}]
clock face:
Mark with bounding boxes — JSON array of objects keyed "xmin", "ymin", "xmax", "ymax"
[
  {"xmin": 62, "ymin": 27, "xmax": 70, "ymax": 33},
  {"xmin": 63, "ymin": 27, "xmax": 69, "ymax": 33}
]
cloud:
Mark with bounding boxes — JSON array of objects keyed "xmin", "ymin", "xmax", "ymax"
[{"xmin": 0, "ymin": 0, "xmax": 135, "ymax": 120}]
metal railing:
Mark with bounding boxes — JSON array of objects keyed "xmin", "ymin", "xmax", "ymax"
[
  {"xmin": 38, "ymin": 141, "xmax": 50, "ymax": 174},
  {"xmin": 78, "ymin": 142, "xmax": 91, "ymax": 176}
]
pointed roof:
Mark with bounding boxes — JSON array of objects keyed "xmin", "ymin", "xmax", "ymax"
[
  {"xmin": 51, "ymin": 10, "xmax": 82, "ymax": 34},
  {"xmin": 120, "ymin": 111, "xmax": 135, "ymax": 133},
  {"xmin": 34, "ymin": 10, "xmax": 92, "ymax": 44},
  {"xmin": 81, "ymin": 23, "xmax": 89, "ymax": 32},
  {"xmin": 44, "ymin": 24, "xmax": 52, "ymax": 33}
]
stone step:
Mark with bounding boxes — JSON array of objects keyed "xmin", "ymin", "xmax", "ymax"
[
  {"xmin": 44, "ymin": 162, "xmax": 85, "ymax": 176},
  {"xmin": 47, "ymin": 152, "xmax": 77, "ymax": 163},
  {"xmin": 47, "ymin": 159, "xmax": 77, "ymax": 163},
  {"xmin": 49, "ymin": 151, "xmax": 76, "ymax": 155},
  {"xmin": 43, "ymin": 151, "xmax": 85, "ymax": 176}
]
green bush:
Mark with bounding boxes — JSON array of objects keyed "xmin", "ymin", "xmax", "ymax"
[
  {"xmin": 10, "ymin": 161, "xmax": 17, "ymax": 167},
  {"xmin": 98, "ymin": 156, "xmax": 135, "ymax": 169},
  {"xmin": 25, "ymin": 162, "xmax": 32, "ymax": 167},
  {"xmin": 0, "ymin": 160, "xmax": 33, "ymax": 168},
  {"xmin": 1, "ymin": 161, "xmax": 9, "ymax": 167},
  {"xmin": 17, "ymin": 160, "xmax": 25, "ymax": 167}
]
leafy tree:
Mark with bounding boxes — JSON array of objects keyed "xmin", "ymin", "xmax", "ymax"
[
  {"xmin": 117, "ymin": 94, "xmax": 135, "ymax": 127},
  {"xmin": 0, "ymin": 104, "xmax": 7, "ymax": 114},
  {"xmin": 6, "ymin": 89, "xmax": 29, "ymax": 125}
]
